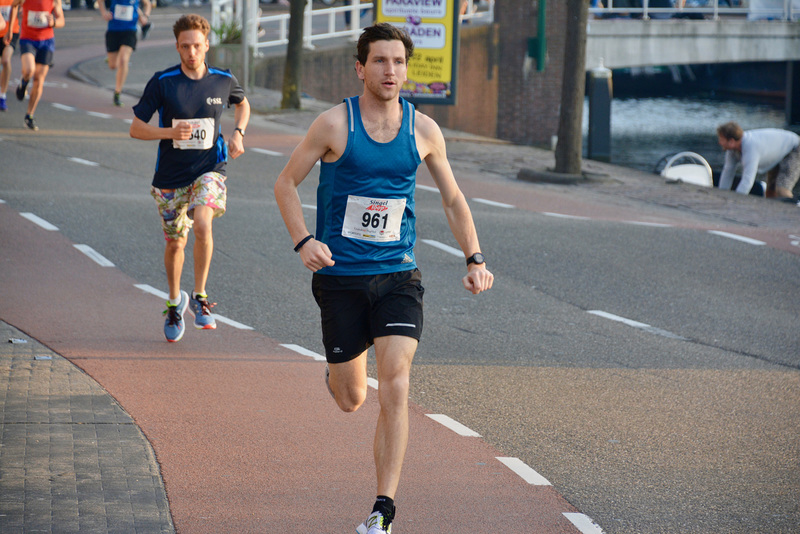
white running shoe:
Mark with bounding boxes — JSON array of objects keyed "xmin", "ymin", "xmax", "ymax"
[{"xmin": 356, "ymin": 511, "xmax": 392, "ymax": 534}]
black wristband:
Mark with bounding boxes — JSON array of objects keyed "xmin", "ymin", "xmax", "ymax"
[{"xmin": 294, "ymin": 234, "xmax": 314, "ymax": 253}]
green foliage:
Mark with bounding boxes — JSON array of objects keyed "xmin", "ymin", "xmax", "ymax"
[{"xmin": 212, "ymin": 19, "xmax": 242, "ymax": 44}]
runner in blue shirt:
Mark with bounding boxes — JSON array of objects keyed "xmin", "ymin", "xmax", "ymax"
[
  {"xmin": 130, "ymin": 13, "xmax": 250, "ymax": 343},
  {"xmin": 99, "ymin": 0, "xmax": 150, "ymax": 106},
  {"xmin": 274, "ymin": 23, "xmax": 493, "ymax": 534}
]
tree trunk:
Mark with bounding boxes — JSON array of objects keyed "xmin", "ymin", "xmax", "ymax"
[
  {"xmin": 554, "ymin": 0, "xmax": 589, "ymax": 175},
  {"xmin": 281, "ymin": 0, "xmax": 306, "ymax": 109}
]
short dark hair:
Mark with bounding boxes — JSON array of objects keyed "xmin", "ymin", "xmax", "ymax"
[
  {"xmin": 173, "ymin": 14, "xmax": 210, "ymax": 40},
  {"xmin": 717, "ymin": 121, "xmax": 743, "ymax": 141},
  {"xmin": 355, "ymin": 23, "xmax": 414, "ymax": 65}
]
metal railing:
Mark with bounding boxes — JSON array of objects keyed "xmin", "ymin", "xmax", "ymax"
[
  {"xmin": 211, "ymin": 0, "xmax": 496, "ymax": 57},
  {"xmin": 590, "ymin": 1, "xmax": 799, "ymax": 21}
]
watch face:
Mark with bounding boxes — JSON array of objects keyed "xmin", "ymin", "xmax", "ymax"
[{"xmin": 468, "ymin": 253, "xmax": 485, "ymax": 265}]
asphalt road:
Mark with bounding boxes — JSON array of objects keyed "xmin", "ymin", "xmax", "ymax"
[{"xmin": 1, "ymin": 5, "xmax": 799, "ymax": 533}]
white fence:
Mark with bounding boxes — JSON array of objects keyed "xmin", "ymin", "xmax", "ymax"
[{"xmin": 211, "ymin": 0, "xmax": 494, "ymax": 57}]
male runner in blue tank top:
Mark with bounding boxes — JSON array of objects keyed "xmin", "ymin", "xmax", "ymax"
[
  {"xmin": 274, "ymin": 23, "xmax": 494, "ymax": 534},
  {"xmin": 99, "ymin": 0, "xmax": 151, "ymax": 107},
  {"xmin": 130, "ymin": 14, "xmax": 250, "ymax": 343}
]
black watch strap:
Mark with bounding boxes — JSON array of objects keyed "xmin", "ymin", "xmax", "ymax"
[
  {"xmin": 234, "ymin": 127, "xmax": 245, "ymax": 137},
  {"xmin": 466, "ymin": 252, "xmax": 485, "ymax": 266}
]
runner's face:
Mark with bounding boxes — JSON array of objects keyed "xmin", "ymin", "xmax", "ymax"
[
  {"xmin": 357, "ymin": 39, "xmax": 408, "ymax": 101},
  {"xmin": 176, "ymin": 29, "xmax": 209, "ymax": 73}
]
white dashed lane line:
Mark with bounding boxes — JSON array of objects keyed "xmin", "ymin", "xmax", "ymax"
[
  {"xmin": 74, "ymin": 244, "xmax": 115, "ymax": 267},
  {"xmin": 20, "ymin": 212, "xmax": 59, "ymax": 231},
  {"xmin": 564, "ymin": 512, "xmax": 606, "ymax": 534},
  {"xmin": 421, "ymin": 238, "xmax": 462, "ymax": 257},
  {"xmin": 495, "ymin": 457, "xmax": 552, "ymax": 485},
  {"xmin": 472, "ymin": 197, "xmax": 515, "ymax": 209},
  {"xmin": 51, "ymin": 103, "xmax": 76, "ymax": 112},
  {"xmin": 251, "ymin": 147, "xmax": 284, "ymax": 157},
  {"xmin": 280, "ymin": 343, "xmax": 326, "ymax": 361},
  {"xmin": 588, "ymin": 310, "xmax": 687, "ymax": 340},
  {"xmin": 86, "ymin": 111, "xmax": 113, "ymax": 119},
  {"xmin": 425, "ymin": 414, "xmax": 481, "ymax": 437},
  {"xmin": 708, "ymin": 230, "xmax": 766, "ymax": 246},
  {"xmin": 69, "ymin": 157, "xmax": 100, "ymax": 167}
]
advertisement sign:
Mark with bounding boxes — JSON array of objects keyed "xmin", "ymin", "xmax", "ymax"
[{"xmin": 375, "ymin": 0, "xmax": 460, "ymax": 105}]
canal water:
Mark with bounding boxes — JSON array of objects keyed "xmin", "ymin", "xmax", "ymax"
[{"xmin": 582, "ymin": 96, "xmax": 787, "ymax": 177}]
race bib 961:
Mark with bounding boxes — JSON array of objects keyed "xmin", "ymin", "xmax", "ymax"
[{"xmin": 341, "ymin": 195, "xmax": 405, "ymax": 242}]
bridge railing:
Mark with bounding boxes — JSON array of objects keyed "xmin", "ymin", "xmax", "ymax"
[{"xmin": 590, "ymin": 1, "xmax": 799, "ymax": 22}]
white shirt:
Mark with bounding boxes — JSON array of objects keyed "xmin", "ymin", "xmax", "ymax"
[{"xmin": 718, "ymin": 128, "xmax": 800, "ymax": 194}]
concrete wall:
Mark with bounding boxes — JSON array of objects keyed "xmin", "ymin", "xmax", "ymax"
[{"xmin": 587, "ymin": 19, "xmax": 800, "ymax": 70}]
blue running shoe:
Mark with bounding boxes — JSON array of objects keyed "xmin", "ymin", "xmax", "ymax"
[
  {"xmin": 190, "ymin": 293, "xmax": 217, "ymax": 330},
  {"xmin": 163, "ymin": 290, "xmax": 189, "ymax": 342},
  {"xmin": 0, "ymin": 97, "xmax": 6, "ymax": 111}
]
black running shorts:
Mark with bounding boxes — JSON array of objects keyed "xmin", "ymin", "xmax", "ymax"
[
  {"xmin": 312, "ymin": 269, "xmax": 424, "ymax": 364},
  {"xmin": 105, "ymin": 30, "xmax": 137, "ymax": 53}
]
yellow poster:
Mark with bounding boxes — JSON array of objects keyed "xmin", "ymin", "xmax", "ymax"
[{"xmin": 376, "ymin": 0, "xmax": 460, "ymax": 105}]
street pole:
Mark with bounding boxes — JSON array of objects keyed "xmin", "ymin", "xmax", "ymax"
[{"xmin": 554, "ymin": 0, "xmax": 589, "ymax": 175}]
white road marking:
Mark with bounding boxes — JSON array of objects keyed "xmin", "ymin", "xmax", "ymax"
[
  {"xmin": 133, "ymin": 284, "xmax": 253, "ymax": 329},
  {"xmin": 74, "ymin": 244, "xmax": 115, "ymax": 267},
  {"xmin": 495, "ymin": 457, "xmax": 552, "ymax": 485},
  {"xmin": 51, "ymin": 103, "xmax": 76, "ymax": 112},
  {"xmin": 367, "ymin": 377, "xmax": 379, "ymax": 390},
  {"xmin": 588, "ymin": 310, "xmax": 687, "ymax": 340},
  {"xmin": 20, "ymin": 212, "xmax": 58, "ymax": 231},
  {"xmin": 543, "ymin": 212, "xmax": 591, "ymax": 220},
  {"xmin": 708, "ymin": 230, "xmax": 766, "ymax": 246},
  {"xmin": 623, "ymin": 220, "xmax": 672, "ymax": 228},
  {"xmin": 252, "ymin": 147, "xmax": 284, "ymax": 157},
  {"xmin": 69, "ymin": 157, "xmax": 100, "ymax": 167},
  {"xmin": 280, "ymin": 343, "xmax": 326, "ymax": 361},
  {"xmin": 134, "ymin": 284, "xmax": 167, "ymax": 299},
  {"xmin": 0, "ymin": 199, "xmax": 6, "ymax": 203},
  {"xmin": 302, "ymin": 204, "xmax": 317, "ymax": 210},
  {"xmin": 212, "ymin": 315, "xmax": 254, "ymax": 330},
  {"xmin": 421, "ymin": 239, "xmax": 462, "ymax": 257},
  {"xmin": 563, "ymin": 513, "xmax": 606, "ymax": 534},
  {"xmin": 472, "ymin": 198, "xmax": 515, "ymax": 209},
  {"xmin": 86, "ymin": 111, "xmax": 113, "ymax": 119},
  {"xmin": 425, "ymin": 414, "xmax": 481, "ymax": 437},
  {"xmin": 415, "ymin": 184, "xmax": 439, "ymax": 193}
]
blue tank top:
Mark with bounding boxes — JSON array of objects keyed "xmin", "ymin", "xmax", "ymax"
[
  {"xmin": 316, "ymin": 96, "xmax": 422, "ymax": 276},
  {"xmin": 107, "ymin": 0, "xmax": 140, "ymax": 32}
]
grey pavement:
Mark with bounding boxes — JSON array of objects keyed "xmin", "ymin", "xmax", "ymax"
[
  {"xmin": 2, "ymin": 30, "xmax": 798, "ymax": 533},
  {"xmin": 0, "ymin": 322, "xmax": 173, "ymax": 533}
]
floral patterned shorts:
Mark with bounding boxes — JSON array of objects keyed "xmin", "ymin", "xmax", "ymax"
[{"xmin": 151, "ymin": 172, "xmax": 227, "ymax": 241}]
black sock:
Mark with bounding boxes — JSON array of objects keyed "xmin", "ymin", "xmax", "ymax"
[{"xmin": 372, "ymin": 496, "xmax": 395, "ymax": 520}]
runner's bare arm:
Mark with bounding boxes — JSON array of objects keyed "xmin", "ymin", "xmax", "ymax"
[
  {"xmin": 52, "ymin": 0, "xmax": 64, "ymax": 28},
  {"xmin": 130, "ymin": 116, "xmax": 193, "ymax": 141},
  {"xmin": 416, "ymin": 111, "xmax": 494, "ymax": 294},
  {"xmin": 228, "ymin": 96, "xmax": 250, "ymax": 160},
  {"xmin": 274, "ymin": 106, "xmax": 348, "ymax": 272}
]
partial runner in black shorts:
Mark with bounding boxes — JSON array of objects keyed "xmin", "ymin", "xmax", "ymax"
[
  {"xmin": 105, "ymin": 29, "xmax": 137, "ymax": 52},
  {"xmin": 312, "ymin": 269, "xmax": 424, "ymax": 364}
]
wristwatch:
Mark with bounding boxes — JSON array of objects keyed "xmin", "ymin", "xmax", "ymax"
[
  {"xmin": 466, "ymin": 252, "xmax": 485, "ymax": 266},
  {"xmin": 234, "ymin": 127, "xmax": 245, "ymax": 137}
]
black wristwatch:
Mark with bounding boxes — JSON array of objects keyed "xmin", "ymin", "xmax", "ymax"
[
  {"xmin": 234, "ymin": 127, "xmax": 245, "ymax": 137},
  {"xmin": 466, "ymin": 252, "xmax": 485, "ymax": 266}
]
